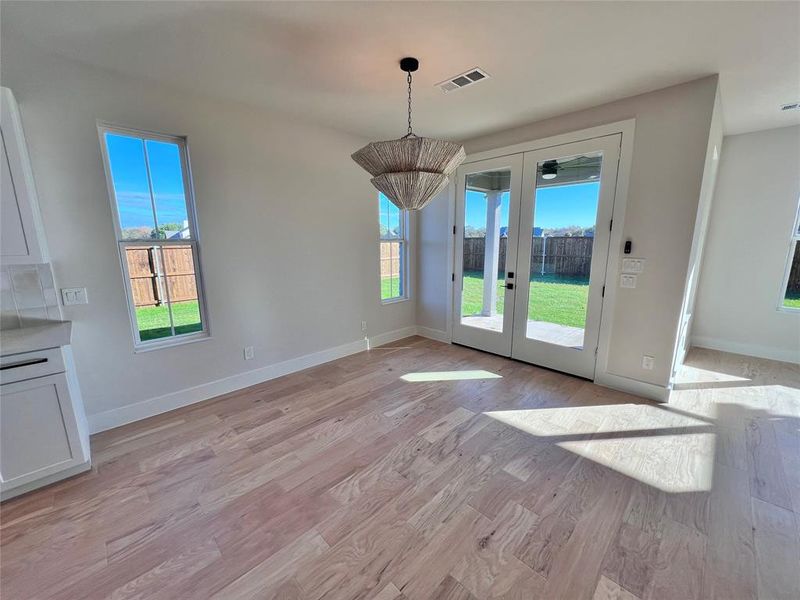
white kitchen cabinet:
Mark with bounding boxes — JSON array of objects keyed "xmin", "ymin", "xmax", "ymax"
[
  {"xmin": 1, "ymin": 86, "xmax": 48, "ymax": 265},
  {"xmin": 0, "ymin": 344, "xmax": 90, "ymax": 500}
]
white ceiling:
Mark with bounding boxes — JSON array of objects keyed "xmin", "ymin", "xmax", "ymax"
[{"xmin": 3, "ymin": 1, "xmax": 799, "ymax": 141}]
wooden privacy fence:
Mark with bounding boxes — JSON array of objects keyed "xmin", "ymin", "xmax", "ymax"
[
  {"xmin": 379, "ymin": 241, "xmax": 402, "ymax": 279},
  {"xmin": 126, "ymin": 245, "xmax": 198, "ymax": 307},
  {"xmin": 463, "ymin": 236, "xmax": 594, "ymax": 277}
]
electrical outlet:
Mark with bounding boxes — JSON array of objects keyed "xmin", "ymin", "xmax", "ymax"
[
  {"xmin": 243, "ymin": 346, "xmax": 254, "ymax": 360},
  {"xmin": 361, "ymin": 321, "xmax": 367, "ymax": 332},
  {"xmin": 620, "ymin": 274, "xmax": 637, "ymax": 288},
  {"xmin": 61, "ymin": 287, "xmax": 88, "ymax": 306},
  {"xmin": 642, "ymin": 355, "xmax": 655, "ymax": 370}
]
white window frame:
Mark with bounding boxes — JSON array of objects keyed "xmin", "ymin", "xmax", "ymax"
[
  {"xmin": 98, "ymin": 123, "xmax": 210, "ymax": 351},
  {"xmin": 379, "ymin": 196, "xmax": 409, "ymax": 304},
  {"xmin": 778, "ymin": 196, "xmax": 800, "ymax": 312}
]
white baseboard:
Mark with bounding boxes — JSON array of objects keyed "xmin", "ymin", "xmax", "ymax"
[
  {"xmin": 367, "ymin": 326, "xmax": 419, "ymax": 349},
  {"xmin": 595, "ymin": 371, "xmax": 671, "ymax": 403},
  {"xmin": 415, "ymin": 326, "xmax": 451, "ymax": 343},
  {"xmin": 692, "ymin": 335, "xmax": 800, "ymax": 364},
  {"xmin": 88, "ymin": 336, "xmax": 370, "ymax": 433}
]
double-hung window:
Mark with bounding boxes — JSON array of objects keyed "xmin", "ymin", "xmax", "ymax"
[
  {"xmin": 379, "ymin": 193, "xmax": 408, "ymax": 302},
  {"xmin": 780, "ymin": 198, "xmax": 800, "ymax": 310},
  {"xmin": 99, "ymin": 125, "xmax": 209, "ymax": 349}
]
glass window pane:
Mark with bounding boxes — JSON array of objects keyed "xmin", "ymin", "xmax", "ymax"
[
  {"xmin": 125, "ymin": 244, "xmax": 203, "ymax": 341},
  {"xmin": 380, "ymin": 240, "xmax": 402, "ymax": 300},
  {"xmin": 460, "ymin": 168, "xmax": 511, "ymax": 332},
  {"xmin": 162, "ymin": 244, "xmax": 203, "ymax": 335},
  {"xmin": 380, "ymin": 193, "xmax": 401, "ymax": 239},
  {"xmin": 783, "ymin": 241, "xmax": 800, "ymax": 309},
  {"xmin": 145, "ymin": 140, "xmax": 191, "ymax": 239},
  {"xmin": 105, "ymin": 133, "xmax": 156, "ymax": 240},
  {"xmin": 525, "ymin": 152, "xmax": 602, "ymax": 348},
  {"xmin": 125, "ymin": 246, "xmax": 172, "ymax": 341}
]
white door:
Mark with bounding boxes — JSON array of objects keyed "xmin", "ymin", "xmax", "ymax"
[
  {"xmin": 452, "ymin": 155, "xmax": 523, "ymax": 356},
  {"xmin": 510, "ymin": 134, "xmax": 621, "ymax": 378},
  {"xmin": 451, "ymin": 135, "xmax": 621, "ymax": 380}
]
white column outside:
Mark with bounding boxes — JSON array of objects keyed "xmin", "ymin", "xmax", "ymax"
[{"xmin": 481, "ymin": 191, "xmax": 502, "ymax": 317}]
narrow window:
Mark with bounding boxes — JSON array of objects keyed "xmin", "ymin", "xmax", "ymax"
[
  {"xmin": 780, "ymin": 198, "xmax": 800, "ymax": 310},
  {"xmin": 379, "ymin": 193, "xmax": 408, "ymax": 302},
  {"xmin": 99, "ymin": 125, "xmax": 209, "ymax": 348}
]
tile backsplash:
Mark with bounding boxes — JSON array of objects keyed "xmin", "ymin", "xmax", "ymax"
[{"xmin": 1, "ymin": 264, "xmax": 63, "ymax": 330}]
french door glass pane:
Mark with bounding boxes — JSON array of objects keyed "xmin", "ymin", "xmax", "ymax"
[
  {"xmin": 525, "ymin": 152, "xmax": 602, "ymax": 348},
  {"xmin": 460, "ymin": 168, "xmax": 511, "ymax": 332},
  {"xmin": 125, "ymin": 244, "xmax": 203, "ymax": 341}
]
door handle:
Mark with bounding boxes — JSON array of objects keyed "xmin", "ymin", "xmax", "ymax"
[{"xmin": 505, "ymin": 283, "xmax": 514, "ymax": 290}]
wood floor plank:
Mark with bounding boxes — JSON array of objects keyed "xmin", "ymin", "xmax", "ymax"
[
  {"xmin": 745, "ymin": 418, "xmax": 793, "ymax": 510},
  {"xmin": 429, "ymin": 575, "xmax": 478, "ymax": 600},
  {"xmin": 450, "ymin": 500, "xmax": 545, "ymax": 599},
  {"xmin": 210, "ymin": 528, "xmax": 329, "ymax": 600},
  {"xmin": 700, "ymin": 464, "xmax": 757, "ymax": 600},
  {"xmin": 0, "ymin": 340, "xmax": 796, "ymax": 600},
  {"xmin": 751, "ymin": 496, "xmax": 800, "ymax": 600},
  {"xmin": 645, "ymin": 518, "xmax": 706, "ymax": 600},
  {"xmin": 593, "ymin": 575, "xmax": 643, "ymax": 600}
]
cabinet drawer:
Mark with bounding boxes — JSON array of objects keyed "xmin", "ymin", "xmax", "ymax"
[{"xmin": 0, "ymin": 347, "xmax": 64, "ymax": 385}]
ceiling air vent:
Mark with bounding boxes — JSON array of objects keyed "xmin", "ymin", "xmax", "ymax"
[
  {"xmin": 781, "ymin": 102, "xmax": 799, "ymax": 111},
  {"xmin": 437, "ymin": 68, "xmax": 490, "ymax": 94}
]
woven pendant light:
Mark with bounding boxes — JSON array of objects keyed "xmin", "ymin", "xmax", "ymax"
[{"xmin": 352, "ymin": 57, "xmax": 466, "ymax": 211}]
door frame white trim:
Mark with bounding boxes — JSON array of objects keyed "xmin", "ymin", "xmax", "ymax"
[{"xmin": 447, "ymin": 119, "xmax": 637, "ymax": 386}]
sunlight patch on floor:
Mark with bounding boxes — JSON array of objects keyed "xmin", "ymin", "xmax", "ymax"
[
  {"xmin": 485, "ymin": 405, "xmax": 716, "ymax": 492},
  {"xmin": 400, "ymin": 370, "xmax": 502, "ymax": 382},
  {"xmin": 484, "ymin": 404, "xmax": 708, "ymax": 437},
  {"xmin": 676, "ymin": 364, "xmax": 752, "ymax": 385}
]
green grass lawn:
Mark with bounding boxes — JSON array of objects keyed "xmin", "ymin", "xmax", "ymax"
[
  {"xmin": 461, "ymin": 271, "xmax": 589, "ymax": 328},
  {"xmin": 135, "ymin": 300, "xmax": 203, "ymax": 341},
  {"xmin": 784, "ymin": 294, "xmax": 800, "ymax": 309},
  {"xmin": 381, "ymin": 276, "xmax": 402, "ymax": 301}
]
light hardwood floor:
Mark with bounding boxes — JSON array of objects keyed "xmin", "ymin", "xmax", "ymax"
[{"xmin": 1, "ymin": 337, "xmax": 798, "ymax": 600}]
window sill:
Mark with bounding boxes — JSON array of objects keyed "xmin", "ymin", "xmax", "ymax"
[
  {"xmin": 777, "ymin": 305, "xmax": 800, "ymax": 314},
  {"xmin": 133, "ymin": 331, "xmax": 211, "ymax": 353},
  {"xmin": 381, "ymin": 296, "xmax": 409, "ymax": 306}
]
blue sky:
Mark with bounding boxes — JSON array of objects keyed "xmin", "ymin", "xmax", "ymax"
[
  {"xmin": 105, "ymin": 133, "xmax": 188, "ymax": 230},
  {"xmin": 379, "ymin": 193, "xmax": 402, "ymax": 236},
  {"xmin": 465, "ymin": 181, "xmax": 600, "ymax": 231}
]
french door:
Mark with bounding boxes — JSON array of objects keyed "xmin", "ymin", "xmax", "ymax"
[{"xmin": 452, "ymin": 134, "xmax": 621, "ymax": 379}]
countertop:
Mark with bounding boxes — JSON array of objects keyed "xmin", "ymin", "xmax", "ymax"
[{"xmin": 0, "ymin": 321, "xmax": 72, "ymax": 356}]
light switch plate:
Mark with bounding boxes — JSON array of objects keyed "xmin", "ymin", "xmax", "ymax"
[
  {"xmin": 622, "ymin": 258, "xmax": 645, "ymax": 273},
  {"xmin": 61, "ymin": 287, "xmax": 88, "ymax": 306},
  {"xmin": 620, "ymin": 274, "xmax": 637, "ymax": 289}
]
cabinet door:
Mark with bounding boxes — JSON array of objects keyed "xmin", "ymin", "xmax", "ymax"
[
  {"xmin": 0, "ymin": 374, "xmax": 80, "ymax": 488},
  {"xmin": 0, "ymin": 87, "xmax": 46, "ymax": 264},
  {"xmin": 1, "ymin": 130, "xmax": 30, "ymax": 257}
]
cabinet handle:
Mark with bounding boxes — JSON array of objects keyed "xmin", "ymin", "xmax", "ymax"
[{"xmin": 0, "ymin": 358, "xmax": 48, "ymax": 371}]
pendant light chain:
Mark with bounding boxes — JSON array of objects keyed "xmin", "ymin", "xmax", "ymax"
[{"xmin": 406, "ymin": 70, "xmax": 414, "ymax": 137}]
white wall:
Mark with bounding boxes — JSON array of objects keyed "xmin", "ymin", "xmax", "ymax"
[
  {"xmin": 1, "ymin": 36, "xmax": 415, "ymax": 428},
  {"xmin": 417, "ymin": 77, "xmax": 719, "ymax": 390},
  {"xmin": 693, "ymin": 125, "xmax": 800, "ymax": 363},
  {"xmin": 672, "ymin": 87, "xmax": 724, "ymax": 370}
]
